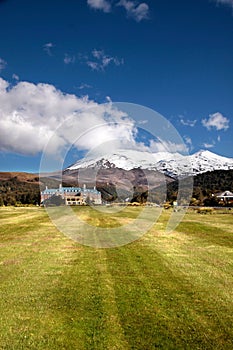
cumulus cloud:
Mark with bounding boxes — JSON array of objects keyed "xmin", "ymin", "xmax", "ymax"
[
  {"xmin": 83, "ymin": 49, "xmax": 124, "ymax": 71},
  {"xmin": 117, "ymin": 0, "xmax": 149, "ymax": 22},
  {"xmin": 202, "ymin": 112, "xmax": 230, "ymax": 131},
  {"xmin": 43, "ymin": 42, "xmax": 54, "ymax": 56},
  {"xmin": 0, "ymin": 58, "xmax": 7, "ymax": 72},
  {"xmin": 0, "ymin": 77, "xmax": 190, "ymax": 163},
  {"xmin": 87, "ymin": 0, "xmax": 111, "ymax": 12},
  {"xmin": 0, "ymin": 77, "xmax": 136, "ymax": 156}
]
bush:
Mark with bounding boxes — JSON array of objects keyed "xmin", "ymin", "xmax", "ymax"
[
  {"xmin": 128, "ymin": 202, "xmax": 141, "ymax": 206},
  {"xmin": 196, "ymin": 207, "xmax": 214, "ymax": 214},
  {"xmin": 163, "ymin": 202, "xmax": 171, "ymax": 209}
]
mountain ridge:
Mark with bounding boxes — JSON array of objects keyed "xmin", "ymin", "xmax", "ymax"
[{"xmin": 66, "ymin": 149, "xmax": 233, "ymax": 178}]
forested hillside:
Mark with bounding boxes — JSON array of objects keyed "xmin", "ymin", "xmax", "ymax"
[
  {"xmin": 0, "ymin": 170, "xmax": 232, "ymax": 206},
  {"xmin": 167, "ymin": 170, "xmax": 233, "ymax": 206},
  {"xmin": 0, "ymin": 173, "xmax": 41, "ymax": 206}
]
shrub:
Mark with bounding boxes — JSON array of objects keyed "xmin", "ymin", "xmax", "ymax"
[{"xmin": 196, "ymin": 207, "xmax": 214, "ymax": 214}]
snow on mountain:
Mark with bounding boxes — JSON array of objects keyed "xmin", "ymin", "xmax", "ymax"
[
  {"xmin": 189, "ymin": 150, "xmax": 233, "ymax": 174},
  {"xmin": 66, "ymin": 149, "xmax": 233, "ymax": 178}
]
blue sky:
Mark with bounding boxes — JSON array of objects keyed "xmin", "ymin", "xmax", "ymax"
[{"xmin": 0, "ymin": 0, "xmax": 232, "ymax": 172}]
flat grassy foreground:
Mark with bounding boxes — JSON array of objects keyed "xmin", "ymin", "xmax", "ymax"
[{"xmin": 0, "ymin": 207, "xmax": 232, "ymax": 350}]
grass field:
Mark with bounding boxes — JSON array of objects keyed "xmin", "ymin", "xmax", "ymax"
[{"xmin": 0, "ymin": 206, "xmax": 232, "ymax": 349}]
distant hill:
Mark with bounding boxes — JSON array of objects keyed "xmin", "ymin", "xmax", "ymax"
[
  {"xmin": 0, "ymin": 172, "xmax": 39, "ymax": 183},
  {"xmin": 0, "ymin": 172, "xmax": 40, "ymax": 206},
  {"xmin": 0, "ymin": 172, "xmax": 59, "ymax": 206}
]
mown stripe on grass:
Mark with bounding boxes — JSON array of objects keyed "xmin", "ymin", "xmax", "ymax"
[
  {"xmin": 0, "ymin": 207, "xmax": 233, "ymax": 349},
  {"xmin": 105, "ymin": 240, "xmax": 233, "ymax": 349},
  {"xmin": 27, "ymin": 246, "xmax": 129, "ymax": 350},
  {"xmin": 176, "ymin": 220, "xmax": 233, "ymax": 248},
  {"xmin": 95, "ymin": 249, "xmax": 130, "ymax": 349}
]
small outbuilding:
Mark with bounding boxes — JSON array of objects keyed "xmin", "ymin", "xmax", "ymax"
[{"xmin": 216, "ymin": 190, "xmax": 233, "ymax": 204}]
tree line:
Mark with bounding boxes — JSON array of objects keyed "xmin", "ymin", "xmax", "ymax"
[
  {"xmin": 0, "ymin": 169, "xmax": 232, "ymax": 206},
  {"xmin": 166, "ymin": 169, "xmax": 233, "ymax": 206},
  {"xmin": 0, "ymin": 176, "xmax": 40, "ymax": 206}
]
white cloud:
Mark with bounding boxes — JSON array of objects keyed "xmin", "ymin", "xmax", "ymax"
[
  {"xmin": 77, "ymin": 83, "xmax": 92, "ymax": 90},
  {"xmin": 0, "ymin": 77, "xmax": 192, "ymax": 161},
  {"xmin": 0, "ymin": 77, "xmax": 9, "ymax": 92},
  {"xmin": 0, "ymin": 77, "xmax": 136, "ymax": 156},
  {"xmin": 179, "ymin": 116, "xmax": 197, "ymax": 127},
  {"xmin": 183, "ymin": 135, "xmax": 193, "ymax": 151},
  {"xmin": 92, "ymin": 49, "xmax": 104, "ymax": 60},
  {"xmin": 203, "ymin": 142, "xmax": 215, "ymax": 149},
  {"xmin": 43, "ymin": 42, "xmax": 54, "ymax": 56},
  {"xmin": 202, "ymin": 112, "xmax": 230, "ymax": 131},
  {"xmin": 86, "ymin": 61, "xmax": 99, "ymax": 71},
  {"xmin": 117, "ymin": 0, "xmax": 149, "ymax": 22},
  {"xmin": 214, "ymin": 0, "xmax": 233, "ymax": 8},
  {"xmin": 84, "ymin": 49, "xmax": 124, "ymax": 71},
  {"xmin": 12, "ymin": 73, "xmax": 19, "ymax": 81},
  {"xmin": 64, "ymin": 53, "xmax": 76, "ymax": 64},
  {"xmin": 149, "ymin": 139, "xmax": 188, "ymax": 153},
  {"xmin": 0, "ymin": 57, "xmax": 7, "ymax": 72},
  {"xmin": 87, "ymin": 0, "xmax": 111, "ymax": 12},
  {"xmin": 105, "ymin": 96, "xmax": 112, "ymax": 103}
]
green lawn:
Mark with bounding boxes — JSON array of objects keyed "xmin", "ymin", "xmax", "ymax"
[{"xmin": 0, "ymin": 206, "xmax": 232, "ymax": 349}]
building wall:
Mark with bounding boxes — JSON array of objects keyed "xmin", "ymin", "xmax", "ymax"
[{"xmin": 41, "ymin": 186, "xmax": 102, "ymax": 205}]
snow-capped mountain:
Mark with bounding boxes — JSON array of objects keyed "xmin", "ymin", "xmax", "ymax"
[{"xmin": 66, "ymin": 149, "xmax": 233, "ymax": 178}]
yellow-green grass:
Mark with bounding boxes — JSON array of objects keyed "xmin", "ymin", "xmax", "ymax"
[{"xmin": 0, "ymin": 206, "xmax": 232, "ymax": 349}]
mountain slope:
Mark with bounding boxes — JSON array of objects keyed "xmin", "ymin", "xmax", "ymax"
[{"xmin": 66, "ymin": 149, "xmax": 233, "ymax": 178}]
